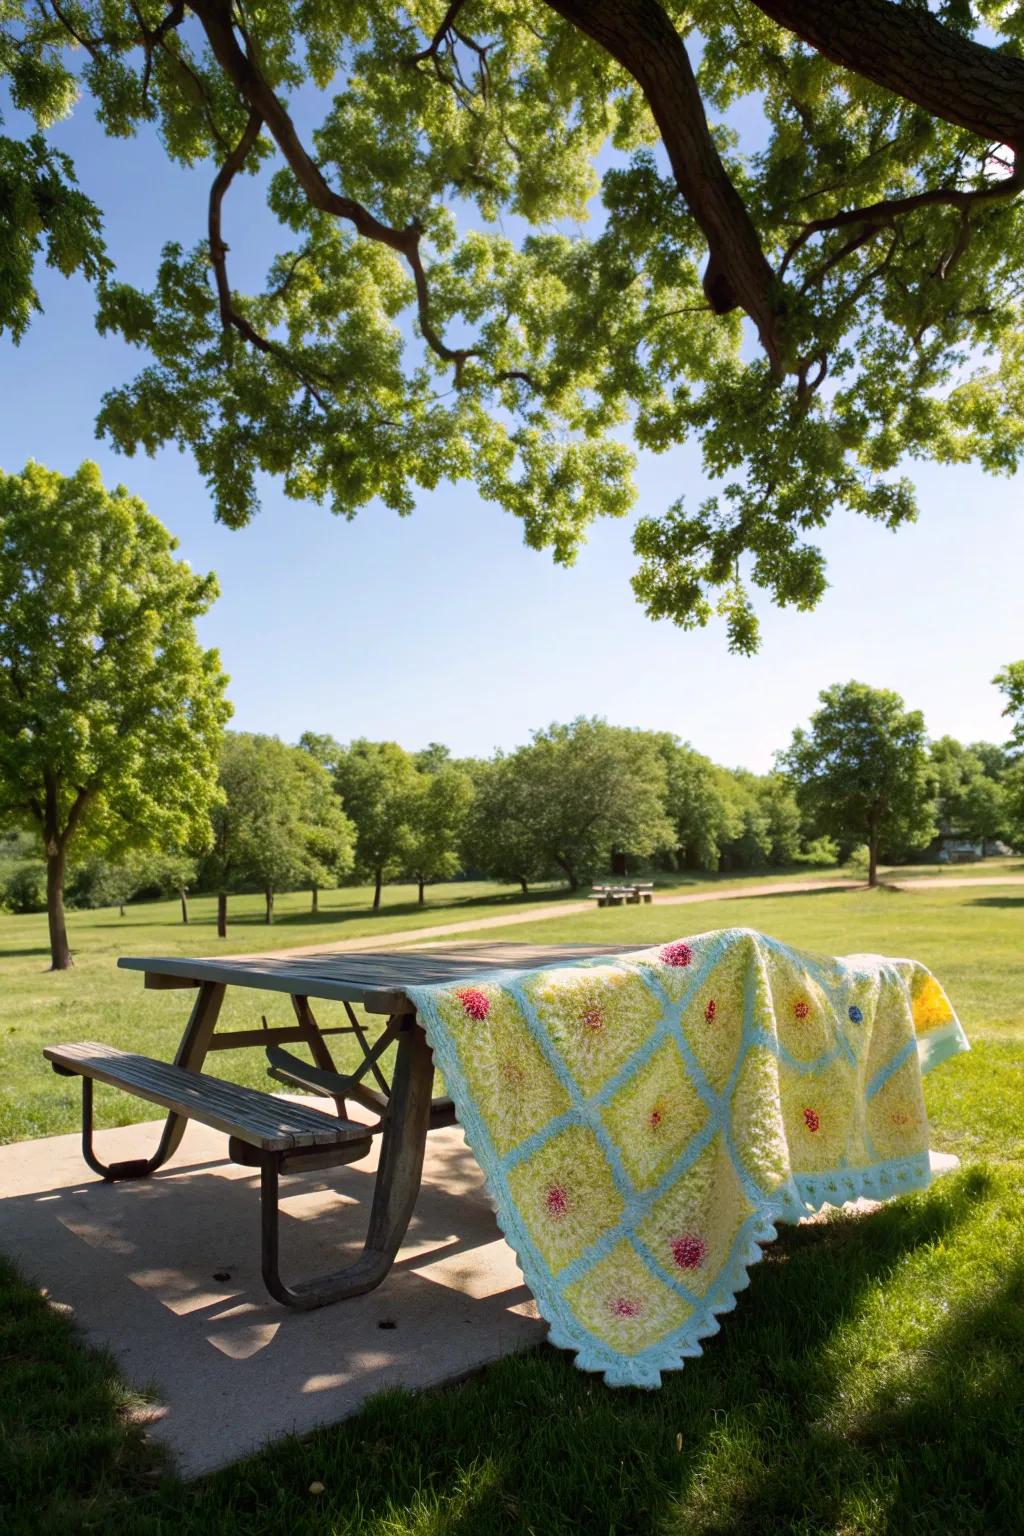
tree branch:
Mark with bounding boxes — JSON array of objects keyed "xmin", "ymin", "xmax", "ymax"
[
  {"xmin": 208, "ymin": 110, "xmax": 334, "ymax": 410},
  {"xmin": 780, "ymin": 159, "xmax": 1024, "ymax": 277},
  {"xmin": 541, "ymin": 0, "xmax": 786, "ymax": 375},
  {"xmin": 407, "ymin": 0, "xmax": 470, "ymax": 63},
  {"xmin": 190, "ymin": 0, "xmax": 484, "ymax": 386},
  {"xmin": 749, "ymin": 0, "xmax": 1024, "ymax": 153}
]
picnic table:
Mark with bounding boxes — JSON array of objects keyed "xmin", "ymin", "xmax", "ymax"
[
  {"xmin": 48, "ymin": 940, "xmax": 637, "ymax": 1309},
  {"xmin": 590, "ymin": 883, "xmax": 654, "ymax": 907}
]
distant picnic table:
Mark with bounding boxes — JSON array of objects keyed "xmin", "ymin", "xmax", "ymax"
[
  {"xmin": 45, "ymin": 940, "xmax": 641, "ymax": 1309},
  {"xmin": 590, "ymin": 882, "xmax": 655, "ymax": 907}
]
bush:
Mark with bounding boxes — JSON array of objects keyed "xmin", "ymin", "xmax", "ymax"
[
  {"xmin": 3, "ymin": 864, "xmax": 47, "ymax": 913},
  {"xmin": 796, "ymin": 835, "xmax": 839, "ymax": 867},
  {"xmin": 843, "ymin": 844, "xmax": 871, "ymax": 879}
]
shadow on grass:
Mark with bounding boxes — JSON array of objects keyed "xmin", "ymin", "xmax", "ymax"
[
  {"xmin": 44, "ymin": 885, "xmax": 580, "ymax": 939},
  {"xmin": 966, "ymin": 896, "xmax": 1024, "ymax": 910},
  {"xmin": 0, "ymin": 944, "xmax": 52, "ymax": 960},
  {"xmin": 165, "ymin": 1169, "xmax": 1006, "ymax": 1536},
  {"xmin": 4, "ymin": 1167, "xmax": 1015, "ymax": 1536}
]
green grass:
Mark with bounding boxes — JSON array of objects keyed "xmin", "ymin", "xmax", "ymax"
[
  {"xmin": 881, "ymin": 855, "xmax": 1024, "ymax": 880},
  {"xmin": 0, "ymin": 867, "xmax": 850, "ymax": 1143},
  {"xmin": 2, "ymin": 879, "xmax": 1024, "ymax": 1533}
]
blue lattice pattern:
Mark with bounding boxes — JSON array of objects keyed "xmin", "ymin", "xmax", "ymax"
[{"xmin": 409, "ymin": 928, "xmax": 968, "ymax": 1388}]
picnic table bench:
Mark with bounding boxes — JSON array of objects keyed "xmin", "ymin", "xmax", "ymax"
[
  {"xmin": 590, "ymin": 883, "xmax": 655, "ymax": 907},
  {"xmin": 45, "ymin": 940, "xmax": 640, "ymax": 1309}
]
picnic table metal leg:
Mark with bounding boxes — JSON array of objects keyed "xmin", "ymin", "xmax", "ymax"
[
  {"xmin": 105, "ymin": 983, "xmax": 228, "ymax": 1173},
  {"xmin": 260, "ymin": 1016, "xmax": 435, "ymax": 1308},
  {"xmin": 53, "ymin": 981, "xmax": 228, "ymax": 1181},
  {"xmin": 289, "ymin": 994, "xmax": 350, "ymax": 1119}
]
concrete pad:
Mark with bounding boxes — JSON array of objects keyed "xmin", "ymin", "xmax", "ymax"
[
  {"xmin": 0, "ymin": 1116, "xmax": 961, "ymax": 1479},
  {"xmin": 0, "ymin": 1107, "xmax": 543, "ymax": 1477}
]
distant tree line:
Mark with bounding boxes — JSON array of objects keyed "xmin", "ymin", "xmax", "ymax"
[
  {"xmin": 5, "ymin": 460, "xmax": 1021, "ymax": 968},
  {"xmin": 6, "ymin": 676, "xmax": 1024, "ymax": 939}
]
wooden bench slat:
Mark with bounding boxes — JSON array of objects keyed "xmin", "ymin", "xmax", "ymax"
[{"xmin": 44, "ymin": 1042, "xmax": 369, "ymax": 1153}]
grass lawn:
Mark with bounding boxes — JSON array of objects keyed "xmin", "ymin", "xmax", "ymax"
[
  {"xmin": 2, "ymin": 880, "xmax": 1023, "ymax": 1533},
  {"xmin": 881, "ymin": 855, "xmax": 1024, "ymax": 881},
  {"xmin": 0, "ymin": 866, "xmax": 846, "ymax": 1143}
]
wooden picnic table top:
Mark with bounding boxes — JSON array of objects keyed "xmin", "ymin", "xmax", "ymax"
[{"xmin": 118, "ymin": 940, "xmax": 644, "ymax": 1016}]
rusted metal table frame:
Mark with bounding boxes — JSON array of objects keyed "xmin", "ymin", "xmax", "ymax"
[{"xmin": 114, "ymin": 942, "xmax": 628, "ymax": 1305}]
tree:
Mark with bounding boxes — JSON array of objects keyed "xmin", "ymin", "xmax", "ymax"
[
  {"xmin": 148, "ymin": 847, "xmax": 200, "ymax": 924},
  {"xmin": 930, "ymin": 736, "xmax": 1007, "ymax": 847},
  {"xmin": 779, "ymin": 681, "xmax": 935, "ymax": 887},
  {"xmin": 508, "ymin": 719, "xmax": 675, "ymax": 890},
  {"xmin": 294, "ymin": 750, "xmax": 355, "ymax": 913},
  {"xmin": 0, "ymin": 461, "xmax": 230, "ymax": 968},
  {"xmin": 67, "ymin": 850, "xmax": 153, "ymax": 916},
  {"xmin": 6, "ymin": 6, "xmax": 1024, "ymax": 650},
  {"xmin": 653, "ymin": 737, "xmax": 740, "ymax": 871},
  {"xmin": 463, "ymin": 755, "xmax": 553, "ymax": 895},
  {"xmin": 995, "ymin": 662, "xmax": 1024, "ymax": 754},
  {"xmin": 205, "ymin": 733, "xmax": 353, "ymax": 930},
  {"xmin": 331, "ymin": 740, "xmax": 419, "ymax": 911},
  {"xmin": 752, "ymin": 773, "xmax": 804, "ymax": 866},
  {"xmin": 404, "ymin": 763, "xmax": 474, "ymax": 904}
]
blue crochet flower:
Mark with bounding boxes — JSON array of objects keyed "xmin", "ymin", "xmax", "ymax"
[{"xmin": 848, "ymin": 1005, "xmax": 863, "ymax": 1025}]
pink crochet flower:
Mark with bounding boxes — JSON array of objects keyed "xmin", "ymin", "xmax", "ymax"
[
  {"xmin": 803, "ymin": 1106, "xmax": 821, "ymax": 1133},
  {"xmin": 581, "ymin": 1005, "xmax": 604, "ymax": 1032},
  {"xmin": 793, "ymin": 999, "xmax": 811, "ymax": 1020},
  {"xmin": 704, "ymin": 998, "xmax": 717, "ymax": 1024},
  {"xmin": 456, "ymin": 987, "xmax": 490, "ymax": 1020},
  {"xmin": 545, "ymin": 1184, "xmax": 570, "ymax": 1219},
  {"xmin": 609, "ymin": 1295, "xmax": 643, "ymax": 1318},
  {"xmin": 661, "ymin": 941, "xmax": 693, "ymax": 968},
  {"xmin": 648, "ymin": 1100, "xmax": 665, "ymax": 1131},
  {"xmin": 671, "ymin": 1233, "xmax": 706, "ymax": 1270}
]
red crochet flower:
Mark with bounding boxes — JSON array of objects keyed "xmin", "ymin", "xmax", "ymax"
[
  {"xmin": 581, "ymin": 1005, "xmax": 604, "ymax": 1032},
  {"xmin": 456, "ymin": 987, "xmax": 490, "ymax": 1020},
  {"xmin": 670, "ymin": 1233, "xmax": 706, "ymax": 1270},
  {"xmin": 803, "ymin": 1106, "xmax": 821, "ymax": 1133},
  {"xmin": 545, "ymin": 1184, "xmax": 570, "ymax": 1219},
  {"xmin": 661, "ymin": 941, "xmax": 693, "ymax": 968},
  {"xmin": 793, "ymin": 999, "xmax": 811, "ymax": 1020},
  {"xmin": 648, "ymin": 1100, "xmax": 665, "ymax": 1130},
  {"xmin": 609, "ymin": 1295, "xmax": 643, "ymax": 1318},
  {"xmin": 704, "ymin": 998, "xmax": 717, "ymax": 1024}
]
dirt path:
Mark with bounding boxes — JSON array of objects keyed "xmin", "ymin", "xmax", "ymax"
[
  {"xmin": 252, "ymin": 872, "xmax": 1024, "ymax": 961},
  {"xmin": 254, "ymin": 877, "xmax": 863, "ymax": 958}
]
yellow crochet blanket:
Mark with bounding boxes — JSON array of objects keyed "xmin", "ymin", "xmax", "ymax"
[{"xmin": 408, "ymin": 927, "xmax": 968, "ymax": 1387}]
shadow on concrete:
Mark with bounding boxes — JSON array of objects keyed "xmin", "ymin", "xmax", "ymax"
[{"xmin": 0, "ymin": 1117, "xmax": 540, "ymax": 1477}]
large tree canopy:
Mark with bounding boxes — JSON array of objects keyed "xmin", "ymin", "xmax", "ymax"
[{"xmin": 4, "ymin": 1, "xmax": 1024, "ymax": 647}]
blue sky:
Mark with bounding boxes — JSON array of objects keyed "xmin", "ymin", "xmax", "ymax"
[{"xmin": 2, "ymin": 91, "xmax": 1021, "ymax": 773}]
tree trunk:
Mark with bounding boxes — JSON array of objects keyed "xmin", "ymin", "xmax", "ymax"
[
  {"xmin": 311, "ymin": 884, "xmax": 318, "ymax": 914},
  {"xmin": 373, "ymin": 866, "xmax": 383, "ymax": 911},
  {"xmin": 612, "ymin": 850, "xmax": 628, "ymax": 876},
  {"xmin": 119, "ymin": 903, "xmax": 126, "ymax": 917},
  {"xmin": 555, "ymin": 856, "xmax": 579, "ymax": 891},
  {"xmin": 418, "ymin": 877, "xmax": 425, "ymax": 905},
  {"xmin": 868, "ymin": 837, "xmax": 879, "ymax": 889},
  {"xmin": 179, "ymin": 885, "xmax": 189, "ymax": 924},
  {"xmin": 217, "ymin": 890, "xmax": 227, "ymax": 938},
  {"xmin": 45, "ymin": 846, "xmax": 73, "ymax": 971},
  {"xmin": 520, "ymin": 876, "xmax": 529, "ymax": 895},
  {"xmin": 265, "ymin": 886, "xmax": 274, "ymax": 924}
]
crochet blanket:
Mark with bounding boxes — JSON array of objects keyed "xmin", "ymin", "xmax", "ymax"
[{"xmin": 407, "ymin": 927, "xmax": 968, "ymax": 1388}]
